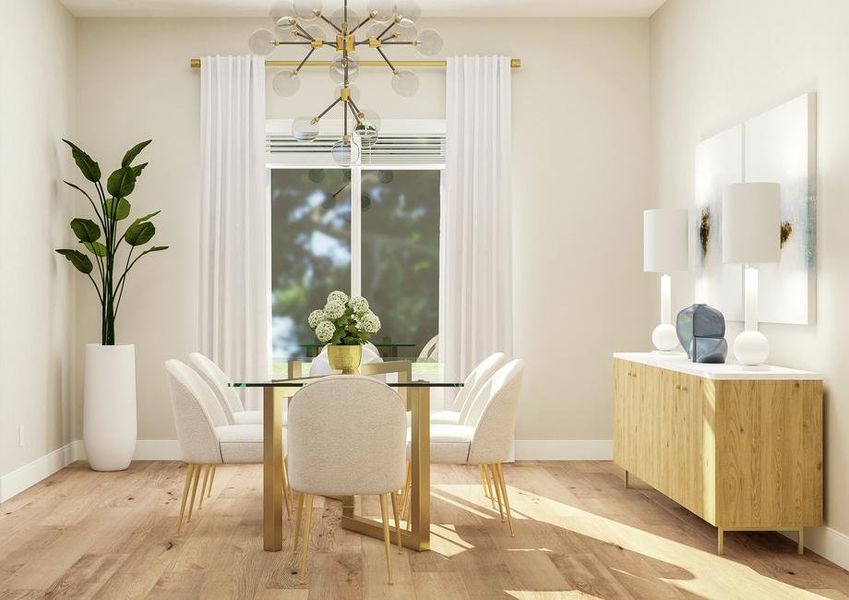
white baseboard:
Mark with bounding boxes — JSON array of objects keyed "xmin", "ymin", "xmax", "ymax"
[
  {"xmin": 783, "ymin": 527, "xmax": 849, "ymax": 571},
  {"xmin": 0, "ymin": 440, "xmax": 85, "ymax": 503},
  {"xmin": 513, "ymin": 439, "xmax": 613, "ymax": 460}
]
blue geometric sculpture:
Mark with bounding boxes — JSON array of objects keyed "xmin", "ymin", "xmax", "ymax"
[{"xmin": 676, "ymin": 304, "xmax": 728, "ymax": 363}]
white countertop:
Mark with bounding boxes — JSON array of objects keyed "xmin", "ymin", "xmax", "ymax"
[{"xmin": 613, "ymin": 352, "xmax": 823, "ymax": 381}]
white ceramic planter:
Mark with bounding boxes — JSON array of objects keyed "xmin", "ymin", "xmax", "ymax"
[{"xmin": 84, "ymin": 343, "xmax": 137, "ymax": 471}]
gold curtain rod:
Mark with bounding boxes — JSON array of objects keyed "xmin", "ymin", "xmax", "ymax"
[{"xmin": 189, "ymin": 58, "xmax": 521, "ymax": 69}]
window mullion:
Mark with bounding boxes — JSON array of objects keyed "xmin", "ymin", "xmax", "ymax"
[{"xmin": 350, "ymin": 166, "xmax": 362, "ymax": 296}]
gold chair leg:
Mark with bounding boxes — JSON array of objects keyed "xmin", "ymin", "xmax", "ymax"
[
  {"xmin": 482, "ymin": 463, "xmax": 496, "ymax": 508},
  {"xmin": 489, "ymin": 465, "xmax": 504, "ymax": 522},
  {"xmin": 495, "ymin": 464, "xmax": 515, "ymax": 537},
  {"xmin": 299, "ymin": 494, "xmax": 314, "ymax": 584},
  {"xmin": 379, "ymin": 494, "xmax": 394, "ymax": 584},
  {"xmin": 390, "ymin": 491, "xmax": 403, "ymax": 554},
  {"xmin": 293, "ymin": 492, "xmax": 305, "ymax": 553},
  {"xmin": 480, "ymin": 465, "xmax": 491, "ymax": 499},
  {"xmin": 198, "ymin": 465, "xmax": 211, "ymax": 510},
  {"xmin": 186, "ymin": 464, "xmax": 202, "ymax": 523},
  {"xmin": 176, "ymin": 463, "xmax": 195, "ymax": 535},
  {"xmin": 281, "ymin": 457, "xmax": 292, "ymax": 520},
  {"xmin": 207, "ymin": 465, "xmax": 216, "ymax": 498}
]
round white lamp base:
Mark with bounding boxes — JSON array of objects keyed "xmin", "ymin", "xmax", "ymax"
[
  {"xmin": 734, "ymin": 330, "xmax": 770, "ymax": 366},
  {"xmin": 652, "ymin": 323, "xmax": 679, "ymax": 352}
]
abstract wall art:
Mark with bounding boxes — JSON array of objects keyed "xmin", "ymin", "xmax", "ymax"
[{"xmin": 694, "ymin": 92, "xmax": 817, "ymax": 325}]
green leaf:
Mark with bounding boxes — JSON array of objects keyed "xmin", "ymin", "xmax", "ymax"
[
  {"xmin": 104, "ymin": 197, "xmax": 131, "ymax": 220},
  {"xmin": 131, "ymin": 162, "xmax": 148, "ymax": 178},
  {"xmin": 121, "ymin": 140, "xmax": 152, "ymax": 167},
  {"xmin": 83, "ymin": 241, "xmax": 108, "ymax": 257},
  {"xmin": 132, "ymin": 210, "xmax": 160, "ymax": 224},
  {"xmin": 136, "ymin": 245, "xmax": 168, "ymax": 259},
  {"xmin": 124, "ymin": 220, "xmax": 155, "ymax": 246},
  {"xmin": 62, "ymin": 139, "xmax": 101, "ymax": 182},
  {"xmin": 70, "ymin": 218, "xmax": 101, "ymax": 243},
  {"xmin": 56, "ymin": 249, "xmax": 93, "ymax": 274},
  {"xmin": 107, "ymin": 166, "xmax": 137, "ymax": 199}
]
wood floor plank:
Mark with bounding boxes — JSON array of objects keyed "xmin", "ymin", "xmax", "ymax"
[{"xmin": 0, "ymin": 460, "xmax": 847, "ymax": 600}]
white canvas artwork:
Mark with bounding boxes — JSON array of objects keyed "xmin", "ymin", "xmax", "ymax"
[
  {"xmin": 744, "ymin": 93, "xmax": 817, "ymax": 324},
  {"xmin": 694, "ymin": 93, "xmax": 817, "ymax": 324},
  {"xmin": 694, "ymin": 124, "xmax": 743, "ymax": 322}
]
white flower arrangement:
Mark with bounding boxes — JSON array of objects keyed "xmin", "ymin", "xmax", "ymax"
[
  {"xmin": 314, "ymin": 320, "xmax": 336, "ymax": 343},
  {"xmin": 307, "ymin": 290, "xmax": 381, "ymax": 345}
]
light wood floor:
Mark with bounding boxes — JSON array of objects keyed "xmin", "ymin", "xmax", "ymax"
[{"xmin": 1, "ymin": 461, "xmax": 848, "ymax": 599}]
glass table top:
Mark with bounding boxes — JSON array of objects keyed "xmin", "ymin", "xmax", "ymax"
[{"xmin": 230, "ymin": 376, "xmax": 463, "ymax": 389}]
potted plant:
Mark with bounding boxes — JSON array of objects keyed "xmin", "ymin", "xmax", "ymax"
[
  {"xmin": 56, "ymin": 139, "xmax": 167, "ymax": 471},
  {"xmin": 308, "ymin": 291, "xmax": 381, "ymax": 374}
]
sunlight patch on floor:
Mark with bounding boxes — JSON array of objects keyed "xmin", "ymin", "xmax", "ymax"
[
  {"xmin": 505, "ymin": 591, "xmax": 602, "ymax": 599},
  {"xmin": 428, "ymin": 523, "xmax": 475, "ymax": 557},
  {"xmin": 432, "ymin": 483, "xmax": 828, "ymax": 600}
]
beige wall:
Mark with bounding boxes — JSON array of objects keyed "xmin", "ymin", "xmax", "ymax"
[
  {"xmin": 651, "ymin": 0, "xmax": 849, "ymax": 542},
  {"xmin": 0, "ymin": 0, "xmax": 77, "ymax": 478},
  {"xmin": 74, "ymin": 16, "xmax": 653, "ymax": 443}
]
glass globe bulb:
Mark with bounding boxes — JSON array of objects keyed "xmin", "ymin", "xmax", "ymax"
[
  {"xmin": 248, "ymin": 29, "xmax": 276, "ymax": 55},
  {"xmin": 367, "ymin": 0, "xmax": 396, "ymax": 23},
  {"xmin": 377, "ymin": 169, "xmax": 394, "ymax": 184},
  {"xmin": 293, "ymin": 0, "xmax": 322, "ymax": 20},
  {"xmin": 331, "ymin": 138, "xmax": 361, "ymax": 166},
  {"xmin": 395, "ymin": 0, "xmax": 420, "ymax": 27},
  {"xmin": 308, "ymin": 169, "xmax": 326, "ymax": 183},
  {"xmin": 334, "ymin": 84, "xmax": 360, "ymax": 104},
  {"xmin": 391, "ymin": 70, "xmax": 419, "ymax": 96},
  {"xmin": 361, "ymin": 193, "xmax": 373, "ymax": 212},
  {"xmin": 415, "ymin": 29, "xmax": 442, "ymax": 56},
  {"xmin": 355, "ymin": 120, "xmax": 379, "ymax": 148},
  {"xmin": 269, "ymin": 1, "xmax": 296, "ymax": 27},
  {"xmin": 292, "ymin": 116, "xmax": 319, "ymax": 142},
  {"xmin": 303, "ymin": 24, "xmax": 324, "ymax": 40},
  {"xmin": 272, "ymin": 69, "xmax": 300, "ymax": 97},
  {"xmin": 331, "ymin": 7, "xmax": 362, "ymax": 28},
  {"xmin": 362, "ymin": 109, "xmax": 382, "ymax": 131},
  {"xmin": 330, "ymin": 53, "xmax": 360, "ymax": 83}
]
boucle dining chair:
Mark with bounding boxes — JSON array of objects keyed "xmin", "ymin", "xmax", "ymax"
[
  {"xmin": 401, "ymin": 359, "xmax": 525, "ymax": 536},
  {"xmin": 188, "ymin": 352, "xmax": 263, "ymax": 425},
  {"xmin": 287, "ymin": 375, "xmax": 406, "ymax": 584},
  {"xmin": 165, "ymin": 359, "xmax": 292, "ymax": 535},
  {"xmin": 429, "ymin": 352, "xmax": 507, "ymax": 424}
]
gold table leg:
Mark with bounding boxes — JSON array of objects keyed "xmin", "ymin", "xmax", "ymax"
[
  {"xmin": 341, "ymin": 385, "xmax": 430, "ymax": 551},
  {"xmin": 264, "ymin": 387, "xmax": 284, "ymax": 551}
]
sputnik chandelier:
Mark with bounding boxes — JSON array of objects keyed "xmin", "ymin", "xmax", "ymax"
[{"xmin": 249, "ymin": 0, "xmax": 443, "ymax": 165}]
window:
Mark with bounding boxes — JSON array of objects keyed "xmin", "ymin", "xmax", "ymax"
[{"xmin": 268, "ymin": 119, "xmax": 445, "ymax": 376}]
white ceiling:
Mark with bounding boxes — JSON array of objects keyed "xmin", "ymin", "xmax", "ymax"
[{"xmin": 59, "ymin": 0, "xmax": 666, "ymax": 18}]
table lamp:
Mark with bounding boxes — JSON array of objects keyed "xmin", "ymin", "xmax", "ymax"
[
  {"xmin": 722, "ymin": 182, "xmax": 781, "ymax": 365},
  {"xmin": 644, "ymin": 208, "xmax": 689, "ymax": 352}
]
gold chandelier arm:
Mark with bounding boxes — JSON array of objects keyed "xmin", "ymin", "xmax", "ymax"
[
  {"xmin": 347, "ymin": 98, "xmax": 364, "ymax": 123},
  {"xmin": 320, "ymin": 14, "xmax": 342, "ymax": 33},
  {"xmin": 294, "ymin": 48, "xmax": 316, "ymax": 73},
  {"xmin": 375, "ymin": 20, "xmax": 396, "ymax": 40},
  {"xmin": 314, "ymin": 97, "xmax": 342, "ymax": 123},
  {"xmin": 349, "ymin": 14, "xmax": 372, "ymax": 35},
  {"xmin": 294, "ymin": 22, "xmax": 316, "ymax": 41},
  {"xmin": 375, "ymin": 47, "xmax": 397, "ymax": 74}
]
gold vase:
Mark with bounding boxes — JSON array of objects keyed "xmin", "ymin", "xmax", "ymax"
[{"xmin": 327, "ymin": 344, "xmax": 363, "ymax": 375}]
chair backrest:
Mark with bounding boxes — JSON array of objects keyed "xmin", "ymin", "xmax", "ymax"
[
  {"xmin": 287, "ymin": 376, "xmax": 406, "ymax": 496},
  {"xmin": 309, "ymin": 343, "xmax": 383, "ymax": 377},
  {"xmin": 417, "ymin": 335, "xmax": 439, "ymax": 362},
  {"xmin": 467, "ymin": 360, "xmax": 525, "ymax": 465},
  {"xmin": 188, "ymin": 352, "xmax": 244, "ymax": 424},
  {"xmin": 165, "ymin": 359, "xmax": 226, "ymax": 464},
  {"xmin": 454, "ymin": 352, "xmax": 508, "ymax": 418}
]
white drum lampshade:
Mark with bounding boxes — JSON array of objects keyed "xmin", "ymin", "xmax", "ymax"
[
  {"xmin": 643, "ymin": 209, "xmax": 688, "ymax": 352},
  {"xmin": 722, "ymin": 182, "xmax": 781, "ymax": 365}
]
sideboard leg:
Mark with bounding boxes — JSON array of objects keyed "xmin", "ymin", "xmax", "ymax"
[
  {"xmin": 624, "ymin": 470, "xmax": 629, "ymax": 489},
  {"xmin": 798, "ymin": 528, "xmax": 805, "ymax": 555},
  {"xmin": 717, "ymin": 527, "xmax": 724, "ymax": 555}
]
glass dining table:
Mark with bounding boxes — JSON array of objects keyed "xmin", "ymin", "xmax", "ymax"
[{"xmin": 231, "ymin": 360, "xmax": 463, "ymax": 553}]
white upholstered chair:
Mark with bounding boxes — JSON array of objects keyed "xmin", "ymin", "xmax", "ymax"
[
  {"xmin": 401, "ymin": 359, "xmax": 524, "ymax": 536},
  {"xmin": 165, "ymin": 359, "xmax": 292, "ymax": 534},
  {"xmin": 429, "ymin": 352, "xmax": 507, "ymax": 425},
  {"xmin": 188, "ymin": 352, "xmax": 263, "ymax": 425},
  {"xmin": 287, "ymin": 375, "xmax": 406, "ymax": 584}
]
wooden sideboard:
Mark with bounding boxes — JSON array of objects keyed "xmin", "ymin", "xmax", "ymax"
[{"xmin": 613, "ymin": 352, "xmax": 823, "ymax": 554}]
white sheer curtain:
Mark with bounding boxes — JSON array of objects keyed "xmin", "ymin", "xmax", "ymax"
[
  {"xmin": 198, "ymin": 55, "xmax": 267, "ymax": 408},
  {"xmin": 441, "ymin": 56, "xmax": 513, "ymax": 408}
]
